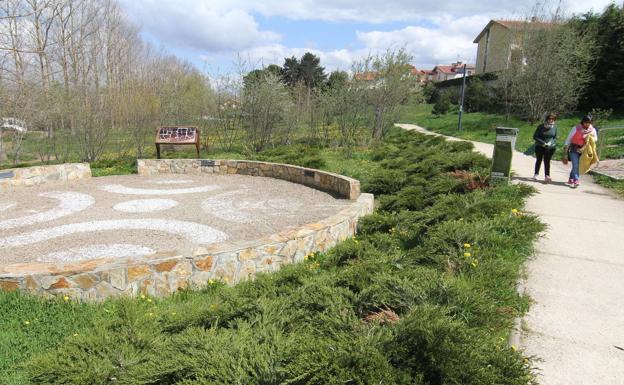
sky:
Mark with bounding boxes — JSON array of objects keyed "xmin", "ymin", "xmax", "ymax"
[{"xmin": 118, "ymin": 0, "xmax": 616, "ymax": 75}]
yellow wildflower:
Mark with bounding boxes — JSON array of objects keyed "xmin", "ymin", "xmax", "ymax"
[
  {"xmin": 208, "ymin": 279, "xmax": 215, "ymax": 285},
  {"xmin": 63, "ymin": 296, "xmax": 70, "ymax": 302},
  {"xmin": 140, "ymin": 294, "xmax": 146, "ymax": 299},
  {"xmin": 511, "ymin": 208, "xmax": 518, "ymax": 214},
  {"xmin": 147, "ymin": 298, "xmax": 152, "ymax": 303},
  {"xmin": 23, "ymin": 320, "xmax": 30, "ymax": 325},
  {"xmin": 511, "ymin": 345, "xmax": 517, "ymax": 352},
  {"xmin": 471, "ymin": 259, "xmax": 479, "ymax": 268},
  {"xmin": 463, "ymin": 252, "xmax": 471, "ymax": 258},
  {"xmin": 463, "ymin": 243, "xmax": 471, "ymax": 248}
]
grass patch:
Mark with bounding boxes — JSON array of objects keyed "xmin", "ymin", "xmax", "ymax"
[
  {"xmin": 594, "ymin": 175, "xmax": 624, "ymax": 196},
  {"xmin": 399, "ymin": 103, "xmax": 624, "ymax": 161},
  {"xmin": 1, "ymin": 127, "xmax": 544, "ymax": 384}
]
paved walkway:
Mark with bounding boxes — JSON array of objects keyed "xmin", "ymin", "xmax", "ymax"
[{"xmin": 396, "ymin": 124, "xmax": 624, "ymax": 385}]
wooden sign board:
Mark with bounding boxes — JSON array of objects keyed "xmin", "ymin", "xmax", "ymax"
[{"xmin": 155, "ymin": 126, "xmax": 200, "ymax": 158}]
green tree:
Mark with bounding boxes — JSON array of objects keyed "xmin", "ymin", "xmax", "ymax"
[
  {"xmin": 326, "ymin": 70, "xmax": 349, "ymax": 90},
  {"xmin": 464, "ymin": 78, "xmax": 491, "ymax": 113},
  {"xmin": 432, "ymin": 92, "xmax": 451, "ymax": 115},
  {"xmin": 298, "ymin": 52, "xmax": 327, "ymax": 90},
  {"xmin": 281, "ymin": 56, "xmax": 300, "ymax": 87},
  {"xmin": 573, "ymin": 4, "xmax": 624, "ymax": 112}
]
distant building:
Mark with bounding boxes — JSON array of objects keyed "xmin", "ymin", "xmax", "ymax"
[
  {"xmin": 1, "ymin": 118, "xmax": 27, "ymax": 133},
  {"xmin": 353, "ymin": 71, "xmax": 378, "ymax": 81},
  {"xmin": 431, "ymin": 62, "xmax": 475, "ymax": 82},
  {"xmin": 406, "ymin": 65, "xmax": 431, "ymax": 84},
  {"xmin": 474, "ymin": 19, "xmax": 553, "ymax": 74}
]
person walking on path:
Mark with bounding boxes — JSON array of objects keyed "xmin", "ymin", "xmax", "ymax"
[
  {"xmin": 563, "ymin": 116, "xmax": 598, "ymax": 187},
  {"xmin": 533, "ymin": 113, "xmax": 558, "ymax": 183}
]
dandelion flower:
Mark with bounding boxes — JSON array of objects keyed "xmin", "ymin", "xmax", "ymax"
[
  {"xmin": 463, "ymin": 243, "xmax": 471, "ymax": 248},
  {"xmin": 464, "ymin": 252, "xmax": 471, "ymax": 258},
  {"xmin": 63, "ymin": 296, "xmax": 70, "ymax": 302},
  {"xmin": 511, "ymin": 208, "xmax": 518, "ymax": 214},
  {"xmin": 208, "ymin": 279, "xmax": 215, "ymax": 285}
]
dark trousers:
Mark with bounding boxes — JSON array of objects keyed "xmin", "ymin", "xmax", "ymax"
[{"xmin": 534, "ymin": 145, "xmax": 555, "ymax": 176}]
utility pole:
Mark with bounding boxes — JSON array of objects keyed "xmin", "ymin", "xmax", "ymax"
[{"xmin": 457, "ymin": 64, "xmax": 467, "ymax": 131}]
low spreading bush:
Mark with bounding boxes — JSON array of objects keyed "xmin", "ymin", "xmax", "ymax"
[{"xmin": 6, "ymin": 127, "xmax": 543, "ymax": 385}]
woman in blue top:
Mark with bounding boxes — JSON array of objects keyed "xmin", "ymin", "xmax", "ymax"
[{"xmin": 532, "ymin": 113, "xmax": 558, "ymax": 183}]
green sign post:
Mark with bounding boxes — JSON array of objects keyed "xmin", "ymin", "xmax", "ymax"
[{"xmin": 491, "ymin": 127, "xmax": 519, "ymax": 184}]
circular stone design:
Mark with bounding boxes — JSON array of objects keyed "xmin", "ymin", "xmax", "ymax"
[
  {"xmin": 113, "ymin": 199, "xmax": 178, "ymax": 213},
  {"xmin": 0, "ymin": 219, "xmax": 228, "ymax": 248},
  {"xmin": 101, "ymin": 184, "xmax": 218, "ymax": 195},
  {"xmin": 0, "ymin": 202, "xmax": 16, "ymax": 212},
  {"xmin": 201, "ymin": 191, "xmax": 306, "ymax": 223},
  {"xmin": 0, "ymin": 192, "xmax": 94, "ymax": 230},
  {"xmin": 38, "ymin": 244, "xmax": 156, "ymax": 262},
  {"xmin": 153, "ymin": 179, "xmax": 194, "ymax": 185}
]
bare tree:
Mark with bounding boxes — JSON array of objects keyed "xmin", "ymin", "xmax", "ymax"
[
  {"xmin": 497, "ymin": 6, "xmax": 594, "ymax": 122},
  {"xmin": 354, "ymin": 49, "xmax": 418, "ymax": 140},
  {"xmin": 242, "ymin": 73, "xmax": 291, "ymax": 152}
]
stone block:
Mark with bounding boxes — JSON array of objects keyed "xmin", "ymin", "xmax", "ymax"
[
  {"xmin": 93, "ymin": 282, "xmax": 119, "ymax": 300},
  {"xmin": 237, "ymin": 261, "xmax": 256, "ymax": 280},
  {"xmin": 155, "ymin": 260, "xmax": 178, "ymax": 272},
  {"xmin": 73, "ymin": 273, "xmax": 99, "ymax": 290},
  {"xmin": 238, "ymin": 248, "xmax": 258, "ymax": 261},
  {"xmin": 194, "ymin": 256, "xmax": 214, "ymax": 271},
  {"xmin": 127, "ymin": 265, "xmax": 151, "ymax": 282},
  {"xmin": 0, "ymin": 280, "xmax": 19, "ymax": 291},
  {"xmin": 103, "ymin": 268, "xmax": 127, "ymax": 290}
]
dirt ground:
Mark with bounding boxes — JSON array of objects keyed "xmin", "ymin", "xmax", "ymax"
[{"xmin": 0, "ymin": 174, "xmax": 350, "ymax": 265}]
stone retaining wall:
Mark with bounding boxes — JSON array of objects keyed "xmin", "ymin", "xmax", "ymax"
[
  {"xmin": 0, "ymin": 160, "xmax": 373, "ymax": 300},
  {"xmin": 0, "ymin": 163, "xmax": 91, "ymax": 191},
  {"xmin": 137, "ymin": 159, "xmax": 360, "ymax": 199}
]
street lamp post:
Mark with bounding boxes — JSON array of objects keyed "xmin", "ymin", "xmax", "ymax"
[{"xmin": 458, "ymin": 64, "xmax": 467, "ymax": 131}]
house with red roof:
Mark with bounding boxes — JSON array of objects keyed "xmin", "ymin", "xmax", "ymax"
[{"xmin": 431, "ymin": 61, "xmax": 475, "ymax": 82}]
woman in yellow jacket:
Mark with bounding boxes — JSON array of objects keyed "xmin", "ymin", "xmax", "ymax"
[{"xmin": 563, "ymin": 116, "xmax": 598, "ymax": 187}]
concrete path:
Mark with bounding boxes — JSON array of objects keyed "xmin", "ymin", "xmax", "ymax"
[{"xmin": 396, "ymin": 124, "xmax": 624, "ymax": 385}]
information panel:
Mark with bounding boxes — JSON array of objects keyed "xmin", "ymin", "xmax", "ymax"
[{"xmin": 155, "ymin": 126, "xmax": 200, "ymax": 158}]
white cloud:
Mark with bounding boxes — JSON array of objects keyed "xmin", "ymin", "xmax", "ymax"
[
  {"xmin": 228, "ymin": 0, "xmax": 614, "ymax": 23},
  {"xmin": 356, "ymin": 15, "xmax": 490, "ymax": 68},
  {"xmin": 119, "ymin": 0, "xmax": 617, "ymax": 73},
  {"xmin": 233, "ymin": 44, "xmax": 357, "ymax": 72},
  {"xmin": 119, "ymin": 0, "xmax": 280, "ymax": 52}
]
